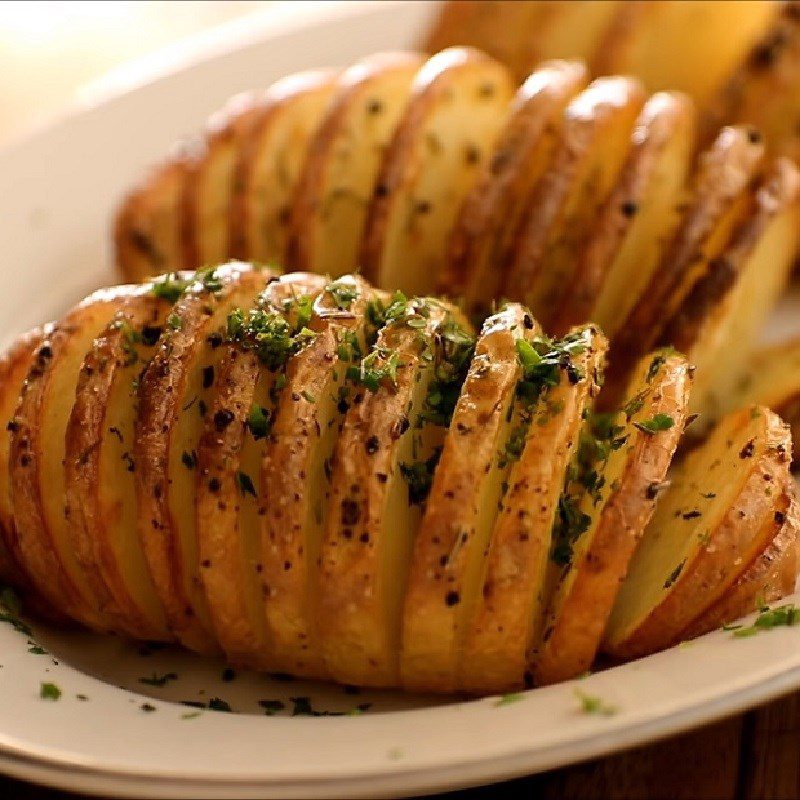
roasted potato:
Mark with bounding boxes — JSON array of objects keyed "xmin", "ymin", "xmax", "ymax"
[
  {"xmin": 232, "ymin": 69, "xmax": 338, "ymax": 265},
  {"xmin": 196, "ymin": 272, "xmax": 328, "ymax": 669},
  {"xmin": 554, "ymin": 92, "xmax": 696, "ymax": 337},
  {"xmin": 11, "ymin": 286, "xmax": 139, "ymax": 630},
  {"xmin": 135, "ymin": 263, "xmax": 277, "ymax": 654},
  {"xmin": 460, "ymin": 324, "xmax": 607, "ymax": 695},
  {"xmin": 604, "ymin": 406, "xmax": 794, "ymax": 659},
  {"xmin": 441, "ymin": 60, "xmax": 588, "ymax": 314},
  {"xmin": 360, "ymin": 47, "xmax": 514, "ymax": 296},
  {"xmin": 532, "ymin": 350, "xmax": 693, "ymax": 685},
  {"xmin": 503, "ymin": 76, "xmax": 645, "ymax": 331},
  {"xmin": 318, "ymin": 296, "xmax": 474, "ymax": 687},
  {"xmin": 287, "ymin": 53, "xmax": 423, "ymax": 277}
]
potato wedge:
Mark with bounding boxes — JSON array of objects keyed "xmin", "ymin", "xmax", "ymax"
[
  {"xmin": 401, "ymin": 303, "xmax": 541, "ymax": 693},
  {"xmin": 593, "ymin": 1, "xmax": 774, "ymax": 108},
  {"xmin": 604, "ymin": 125, "xmax": 766, "ymax": 405},
  {"xmin": 605, "ymin": 406, "xmax": 793, "ymax": 659},
  {"xmin": 182, "ymin": 92, "xmax": 267, "ymax": 270},
  {"xmin": 318, "ymin": 296, "xmax": 474, "ymax": 687},
  {"xmin": 361, "ymin": 47, "xmax": 514, "ymax": 296},
  {"xmin": 503, "ymin": 76, "xmax": 646, "ymax": 331},
  {"xmin": 11, "ymin": 286, "xmax": 139, "ymax": 629},
  {"xmin": 64, "ymin": 280, "xmax": 195, "ymax": 640},
  {"xmin": 114, "ymin": 146, "xmax": 193, "ymax": 283},
  {"xmin": 287, "ymin": 54, "xmax": 422, "ymax": 277},
  {"xmin": 259, "ymin": 276, "xmax": 381, "ymax": 676},
  {"xmin": 136, "ymin": 262, "xmax": 276, "ymax": 654},
  {"xmin": 554, "ymin": 92, "xmax": 696, "ymax": 337},
  {"xmin": 232, "ymin": 69, "xmax": 338, "ymax": 265},
  {"xmin": 0, "ymin": 328, "xmax": 43, "ymax": 588},
  {"xmin": 460, "ymin": 325, "xmax": 607, "ymax": 695},
  {"xmin": 662, "ymin": 157, "xmax": 800, "ymax": 423},
  {"xmin": 197, "ymin": 271, "xmax": 327, "ymax": 668},
  {"xmin": 680, "ymin": 494, "xmax": 798, "ymax": 641},
  {"xmin": 532, "ymin": 350, "xmax": 692, "ymax": 685},
  {"xmin": 441, "ymin": 60, "xmax": 588, "ymax": 313},
  {"xmin": 702, "ymin": 1, "xmax": 800, "ymax": 161},
  {"xmin": 423, "ymin": 1, "xmax": 620, "ymax": 84}
]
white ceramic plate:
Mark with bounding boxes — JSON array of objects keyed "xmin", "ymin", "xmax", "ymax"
[{"xmin": 2, "ymin": 2, "xmax": 800, "ymax": 798}]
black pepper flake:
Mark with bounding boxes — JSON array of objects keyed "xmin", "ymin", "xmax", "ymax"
[
  {"xmin": 6, "ymin": 420, "xmax": 18, "ymax": 433},
  {"xmin": 739, "ymin": 439, "xmax": 756, "ymax": 459},
  {"xmin": 208, "ymin": 477, "xmax": 221, "ymax": 493},
  {"xmin": 214, "ymin": 409, "xmax": 235, "ymax": 431},
  {"xmin": 775, "ymin": 511, "xmax": 787, "ymax": 524},
  {"xmin": 445, "ymin": 590, "xmax": 460, "ymax": 607},
  {"xmin": 341, "ymin": 499, "xmax": 361, "ymax": 526},
  {"xmin": 366, "ymin": 98, "xmax": 384, "ymax": 115},
  {"xmin": 221, "ymin": 667, "xmax": 236, "ymax": 682},
  {"xmin": 620, "ymin": 200, "xmax": 639, "ymax": 217},
  {"xmin": 365, "ymin": 435, "xmax": 380, "ymax": 454},
  {"xmin": 682, "ymin": 510, "xmax": 702, "ymax": 520},
  {"xmin": 202, "ymin": 365, "xmax": 215, "ymax": 389},
  {"xmin": 207, "ymin": 332, "xmax": 223, "ymax": 349}
]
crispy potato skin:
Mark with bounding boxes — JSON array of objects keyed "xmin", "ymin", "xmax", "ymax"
[
  {"xmin": 460, "ymin": 326, "xmax": 607, "ymax": 695},
  {"xmin": 605, "ymin": 408, "xmax": 793, "ymax": 660},
  {"xmin": 136, "ymin": 263, "xmax": 276, "ymax": 654},
  {"xmin": 11, "ymin": 288, "xmax": 138, "ymax": 630},
  {"xmin": 532, "ymin": 353, "xmax": 693, "ymax": 686},
  {"xmin": 680, "ymin": 494, "xmax": 798, "ymax": 641},
  {"xmin": 196, "ymin": 272, "xmax": 327, "ymax": 668},
  {"xmin": 440, "ymin": 60, "xmax": 588, "ymax": 312}
]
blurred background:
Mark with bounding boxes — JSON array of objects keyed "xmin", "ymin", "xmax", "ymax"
[{"xmin": 0, "ymin": 0, "xmax": 277, "ymax": 146}]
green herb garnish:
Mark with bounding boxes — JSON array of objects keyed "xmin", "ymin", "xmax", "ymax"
[
  {"xmin": 634, "ymin": 414, "xmax": 674, "ymax": 435},
  {"xmin": 732, "ymin": 603, "xmax": 800, "ymax": 638},
  {"xmin": 40, "ymin": 682, "xmax": 61, "ymax": 700},
  {"xmin": 575, "ymin": 689, "xmax": 616, "ymax": 716},
  {"xmin": 400, "ymin": 447, "xmax": 443, "ymax": 505}
]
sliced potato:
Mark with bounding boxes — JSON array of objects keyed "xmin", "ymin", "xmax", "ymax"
[
  {"xmin": 114, "ymin": 146, "xmax": 193, "ymax": 283},
  {"xmin": 702, "ymin": 1, "xmax": 800, "ymax": 162},
  {"xmin": 287, "ymin": 53, "xmax": 422, "ymax": 277},
  {"xmin": 593, "ymin": 1, "xmax": 774, "ymax": 108},
  {"xmin": 554, "ymin": 92, "xmax": 696, "ymax": 337},
  {"xmin": 605, "ymin": 406, "xmax": 793, "ymax": 659},
  {"xmin": 423, "ymin": 1, "xmax": 620, "ymax": 84},
  {"xmin": 680, "ymin": 494, "xmax": 798, "ymax": 641},
  {"xmin": 459, "ymin": 325, "xmax": 607, "ymax": 695},
  {"xmin": 503, "ymin": 76, "xmax": 646, "ymax": 330},
  {"xmin": 64, "ymin": 281, "xmax": 193, "ymax": 640},
  {"xmin": 605, "ymin": 125, "xmax": 766, "ymax": 405},
  {"xmin": 259, "ymin": 276, "xmax": 380, "ymax": 677},
  {"xmin": 401, "ymin": 303, "xmax": 540, "ymax": 693},
  {"xmin": 361, "ymin": 47, "xmax": 514, "ymax": 296},
  {"xmin": 197, "ymin": 272, "xmax": 327, "ymax": 668},
  {"xmin": 0, "ymin": 328, "xmax": 43, "ymax": 589},
  {"xmin": 136, "ymin": 263, "xmax": 276, "ymax": 654},
  {"xmin": 318, "ymin": 296, "xmax": 474, "ymax": 687},
  {"xmin": 182, "ymin": 92, "xmax": 267, "ymax": 270},
  {"xmin": 663, "ymin": 157, "xmax": 800, "ymax": 423},
  {"xmin": 10, "ymin": 286, "xmax": 139, "ymax": 629},
  {"xmin": 441, "ymin": 60, "xmax": 588, "ymax": 313},
  {"xmin": 532, "ymin": 350, "xmax": 693, "ymax": 685},
  {"xmin": 232, "ymin": 69, "xmax": 338, "ymax": 265}
]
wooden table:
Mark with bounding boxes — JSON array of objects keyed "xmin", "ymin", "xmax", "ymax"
[{"xmin": 2, "ymin": 689, "xmax": 797, "ymax": 799}]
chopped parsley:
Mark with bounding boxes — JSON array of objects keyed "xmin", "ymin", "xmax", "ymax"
[
  {"xmin": 151, "ymin": 272, "xmax": 191, "ymax": 303},
  {"xmin": 259, "ymin": 699, "xmax": 286, "ymax": 715},
  {"xmin": 551, "ymin": 494, "xmax": 591, "ymax": 566},
  {"xmin": 400, "ymin": 447, "xmax": 443, "ymax": 505},
  {"xmin": 575, "ymin": 690, "xmax": 616, "ymax": 716},
  {"xmin": 515, "ymin": 331, "xmax": 586, "ymax": 404},
  {"xmin": 325, "ymin": 280, "xmax": 358, "ymax": 310},
  {"xmin": 226, "ymin": 304, "xmax": 316, "ymax": 369},
  {"xmin": 498, "ymin": 424, "xmax": 527, "ymax": 468},
  {"xmin": 236, "ymin": 471, "xmax": 257, "ymax": 497},
  {"xmin": 246, "ymin": 404, "xmax": 271, "ymax": 440},
  {"xmin": 494, "ymin": 692, "xmax": 524, "ymax": 707},
  {"xmin": 139, "ymin": 672, "xmax": 178, "ymax": 687},
  {"xmin": 167, "ymin": 313, "xmax": 182, "ymax": 331},
  {"xmin": 181, "ymin": 450, "xmax": 197, "ymax": 470},
  {"xmin": 40, "ymin": 682, "xmax": 61, "ymax": 701},
  {"xmin": 346, "ymin": 346, "xmax": 401, "ymax": 391},
  {"xmin": 634, "ymin": 414, "xmax": 674, "ymax": 435},
  {"xmin": 208, "ymin": 697, "xmax": 232, "ymax": 712},
  {"xmin": 731, "ymin": 603, "xmax": 800, "ymax": 638},
  {"xmin": 195, "ymin": 267, "xmax": 224, "ymax": 294}
]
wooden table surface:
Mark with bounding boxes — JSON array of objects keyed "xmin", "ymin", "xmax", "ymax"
[{"xmin": 2, "ymin": 688, "xmax": 797, "ymax": 800}]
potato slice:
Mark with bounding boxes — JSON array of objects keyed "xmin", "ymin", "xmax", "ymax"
[
  {"xmin": 318, "ymin": 296, "xmax": 474, "ymax": 687},
  {"xmin": 401, "ymin": 303, "xmax": 541, "ymax": 693},
  {"xmin": 232, "ymin": 69, "xmax": 338, "ymax": 265},
  {"xmin": 460, "ymin": 325, "xmax": 607, "ymax": 695},
  {"xmin": 702, "ymin": 2, "xmax": 800, "ymax": 162},
  {"xmin": 361, "ymin": 47, "xmax": 514, "ymax": 296},
  {"xmin": 197, "ymin": 272, "xmax": 327, "ymax": 668},
  {"xmin": 554, "ymin": 92, "xmax": 696, "ymax": 337},
  {"xmin": 260, "ymin": 276, "xmax": 381, "ymax": 676},
  {"xmin": 114, "ymin": 146, "xmax": 193, "ymax": 283},
  {"xmin": 663, "ymin": 157, "xmax": 800, "ymax": 423},
  {"xmin": 136, "ymin": 263, "xmax": 276, "ymax": 653},
  {"xmin": 288, "ymin": 53, "xmax": 422, "ymax": 277},
  {"xmin": 441, "ymin": 60, "xmax": 588, "ymax": 314},
  {"xmin": 532, "ymin": 350, "xmax": 692, "ymax": 685},
  {"xmin": 503, "ymin": 76, "xmax": 645, "ymax": 330},
  {"xmin": 64, "ymin": 279, "xmax": 195, "ymax": 640},
  {"xmin": 423, "ymin": 1, "xmax": 620, "ymax": 84},
  {"xmin": 604, "ymin": 406, "xmax": 793, "ymax": 659},
  {"xmin": 680, "ymin": 494, "xmax": 798, "ymax": 641},
  {"xmin": 0, "ymin": 328, "xmax": 43, "ymax": 589},
  {"xmin": 593, "ymin": 1, "xmax": 774, "ymax": 108},
  {"xmin": 183, "ymin": 93, "xmax": 267, "ymax": 270},
  {"xmin": 11, "ymin": 286, "xmax": 139, "ymax": 629},
  {"xmin": 604, "ymin": 125, "xmax": 765, "ymax": 405}
]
